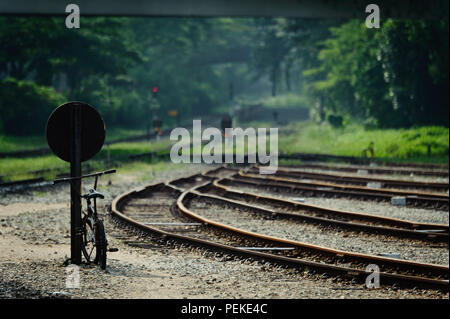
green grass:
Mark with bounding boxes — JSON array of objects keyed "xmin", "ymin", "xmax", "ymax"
[
  {"xmin": 1, "ymin": 122, "xmax": 448, "ymax": 181},
  {"xmin": 105, "ymin": 127, "xmax": 147, "ymax": 141},
  {"xmin": 0, "ymin": 139, "xmax": 173, "ymax": 181},
  {"xmin": 96, "ymin": 139, "xmax": 172, "ymax": 159},
  {"xmin": 0, "ymin": 134, "xmax": 47, "ymax": 152},
  {"xmin": 0, "ymin": 126, "xmax": 148, "ymax": 153},
  {"xmin": 279, "ymin": 122, "xmax": 449, "ymax": 163},
  {"xmin": 0, "ymin": 127, "xmax": 171, "ymax": 181},
  {"xmin": 0, "ymin": 155, "xmax": 68, "ymax": 180}
]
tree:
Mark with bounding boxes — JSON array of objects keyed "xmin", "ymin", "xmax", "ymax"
[
  {"xmin": 0, "ymin": 17, "xmax": 143, "ymax": 92},
  {"xmin": 0, "ymin": 78, "xmax": 65, "ymax": 135},
  {"xmin": 252, "ymin": 18, "xmax": 292, "ymax": 96},
  {"xmin": 303, "ymin": 18, "xmax": 449, "ymax": 128},
  {"xmin": 379, "ymin": 19, "xmax": 449, "ymax": 127}
]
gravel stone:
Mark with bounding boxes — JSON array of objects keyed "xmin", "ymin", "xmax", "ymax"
[{"xmin": 0, "ymin": 163, "xmax": 448, "ymax": 299}]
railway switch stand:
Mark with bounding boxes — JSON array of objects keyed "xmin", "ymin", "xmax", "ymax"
[
  {"xmin": 221, "ymin": 115, "xmax": 232, "ymax": 137},
  {"xmin": 153, "ymin": 116, "xmax": 163, "ymax": 138}
]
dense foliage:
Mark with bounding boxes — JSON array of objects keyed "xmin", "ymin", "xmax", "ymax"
[
  {"xmin": 302, "ymin": 19, "xmax": 449, "ymax": 128},
  {"xmin": 0, "ymin": 78, "xmax": 65, "ymax": 135},
  {"xmin": 0, "ymin": 15, "xmax": 448, "ymax": 135}
]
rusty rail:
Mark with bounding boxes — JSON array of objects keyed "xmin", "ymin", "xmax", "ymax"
[{"xmin": 110, "ymin": 169, "xmax": 449, "ymax": 290}]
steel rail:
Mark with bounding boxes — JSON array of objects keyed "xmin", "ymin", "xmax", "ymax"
[
  {"xmin": 111, "ymin": 178, "xmax": 449, "ymax": 290},
  {"xmin": 176, "ymin": 186, "xmax": 449, "ymax": 289},
  {"xmin": 278, "ymin": 153, "xmax": 449, "ymax": 170},
  {"xmin": 167, "ymin": 166, "xmax": 238, "ymax": 189},
  {"xmin": 210, "ymin": 179, "xmax": 449, "ymax": 237},
  {"xmin": 180, "ymin": 185, "xmax": 449, "ymax": 273},
  {"xmin": 212, "ymin": 178, "xmax": 447, "ymax": 230},
  {"xmin": 170, "ymin": 172, "xmax": 448, "ymax": 231},
  {"xmin": 111, "ymin": 184, "xmax": 447, "ymax": 290},
  {"xmin": 241, "ymin": 171, "xmax": 447, "ymax": 199},
  {"xmin": 194, "ymin": 184, "xmax": 448, "ymax": 242},
  {"xmin": 235, "ymin": 172, "xmax": 449, "ymax": 209},
  {"xmin": 282, "ymin": 162, "xmax": 449, "ymax": 178},
  {"xmin": 260, "ymin": 167, "xmax": 449, "ymax": 192}
]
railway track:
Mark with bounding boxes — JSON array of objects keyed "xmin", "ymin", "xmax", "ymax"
[
  {"xmin": 231, "ymin": 171, "xmax": 449, "ymax": 210},
  {"xmin": 201, "ymin": 179, "xmax": 449, "ymax": 242},
  {"xmin": 241, "ymin": 170, "xmax": 448, "ymax": 199},
  {"xmin": 111, "ymin": 167, "xmax": 449, "ymax": 291},
  {"xmin": 170, "ymin": 170, "xmax": 449, "ymax": 240},
  {"xmin": 279, "ymin": 153, "xmax": 449, "ymax": 171},
  {"xmin": 268, "ymin": 167, "xmax": 449, "ymax": 192},
  {"xmin": 283, "ymin": 162, "xmax": 449, "ymax": 178}
]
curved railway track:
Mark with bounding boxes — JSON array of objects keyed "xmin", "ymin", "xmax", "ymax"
[
  {"xmin": 241, "ymin": 170, "xmax": 448, "ymax": 199},
  {"xmin": 231, "ymin": 171, "xmax": 449, "ymax": 210},
  {"xmin": 279, "ymin": 153, "xmax": 449, "ymax": 171},
  {"xmin": 203, "ymin": 179, "xmax": 449, "ymax": 242},
  {"xmin": 267, "ymin": 167, "xmax": 449, "ymax": 192},
  {"xmin": 284, "ymin": 163, "xmax": 449, "ymax": 178},
  {"xmin": 111, "ymin": 167, "xmax": 449, "ymax": 291}
]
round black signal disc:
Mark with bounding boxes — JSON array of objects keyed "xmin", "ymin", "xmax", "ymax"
[{"xmin": 46, "ymin": 102, "xmax": 105, "ymax": 162}]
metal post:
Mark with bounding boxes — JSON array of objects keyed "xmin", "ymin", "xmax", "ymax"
[
  {"xmin": 107, "ymin": 144, "xmax": 112, "ymax": 185},
  {"xmin": 70, "ymin": 105, "xmax": 82, "ymax": 265}
]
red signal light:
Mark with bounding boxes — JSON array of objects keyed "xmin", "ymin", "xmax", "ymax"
[{"xmin": 152, "ymin": 86, "xmax": 158, "ymax": 93}]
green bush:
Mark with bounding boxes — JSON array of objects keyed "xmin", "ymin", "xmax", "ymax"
[
  {"xmin": 0, "ymin": 77, "xmax": 66, "ymax": 135},
  {"xmin": 279, "ymin": 121, "xmax": 449, "ymax": 160}
]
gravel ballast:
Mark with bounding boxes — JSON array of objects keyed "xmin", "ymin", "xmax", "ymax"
[
  {"xmin": 185, "ymin": 197, "xmax": 449, "ymax": 266},
  {"xmin": 230, "ymin": 184, "xmax": 449, "ymax": 225},
  {"xmin": 0, "ymin": 163, "xmax": 448, "ymax": 299}
]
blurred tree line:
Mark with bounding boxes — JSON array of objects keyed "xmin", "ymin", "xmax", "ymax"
[
  {"xmin": 301, "ymin": 19, "xmax": 449, "ymax": 128},
  {"xmin": 0, "ymin": 17, "xmax": 257, "ymax": 135},
  {"xmin": 252, "ymin": 16, "xmax": 448, "ymax": 128},
  {"xmin": 0, "ymin": 14, "xmax": 448, "ymax": 136}
]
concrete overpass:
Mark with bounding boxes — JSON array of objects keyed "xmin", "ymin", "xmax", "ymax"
[{"xmin": 0, "ymin": 0, "xmax": 446, "ymax": 19}]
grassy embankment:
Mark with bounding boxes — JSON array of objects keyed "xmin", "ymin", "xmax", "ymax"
[
  {"xmin": 0, "ymin": 127, "xmax": 148, "ymax": 153},
  {"xmin": 0, "ymin": 127, "xmax": 171, "ymax": 182},
  {"xmin": 279, "ymin": 122, "xmax": 449, "ymax": 164}
]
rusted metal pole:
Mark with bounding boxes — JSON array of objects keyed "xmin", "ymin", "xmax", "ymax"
[{"xmin": 70, "ymin": 105, "xmax": 82, "ymax": 264}]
